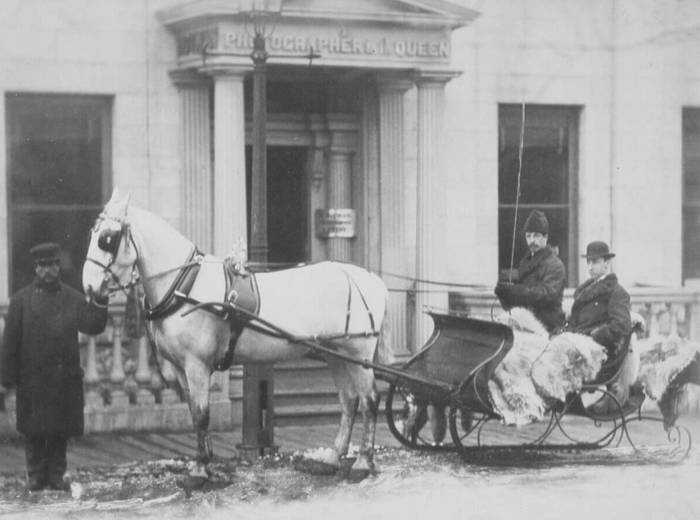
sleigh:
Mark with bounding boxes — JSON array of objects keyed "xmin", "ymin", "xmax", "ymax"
[{"xmin": 379, "ymin": 311, "xmax": 693, "ymax": 464}]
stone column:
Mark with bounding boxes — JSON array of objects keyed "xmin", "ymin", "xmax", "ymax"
[
  {"xmin": 172, "ymin": 71, "xmax": 213, "ymax": 251},
  {"xmin": 414, "ymin": 72, "xmax": 455, "ymax": 349},
  {"xmin": 206, "ymin": 66, "xmax": 250, "ymax": 412},
  {"xmin": 326, "ymin": 115, "xmax": 358, "ymax": 262},
  {"xmin": 377, "ymin": 74, "xmax": 412, "ymax": 353},
  {"xmin": 210, "ymin": 68, "xmax": 249, "ymax": 258}
]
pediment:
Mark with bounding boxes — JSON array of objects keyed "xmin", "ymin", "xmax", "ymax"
[
  {"xmin": 158, "ymin": 0, "xmax": 479, "ymax": 30},
  {"xmin": 280, "ymin": 0, "xmax": 479, "ymax": 28}
]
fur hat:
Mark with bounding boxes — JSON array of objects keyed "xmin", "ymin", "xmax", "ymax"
[
  {"xmin": 523, "ymin": 210, "xmax": 549, "ymax": 235},
  {"xmin": 582, "ymin": 241, "xmax": 615, "ymax": 260},
  {"xmin": 30, "ymin": 242, "xmax": 60, "ymax": 263}
]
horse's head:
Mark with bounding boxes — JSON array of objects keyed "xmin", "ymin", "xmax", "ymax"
[{"xmin": 82, "ymin": 189, "xmax": 138, "ymax": 302}]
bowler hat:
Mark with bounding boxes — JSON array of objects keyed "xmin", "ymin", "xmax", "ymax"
[
  {"xmin": 582, "ymin": 241, "xmax": 615, "ymax": 261},
  {"xmin": 523, "ymin": 210, "xmax": 549, "ymax": 235},
  {"xmin": 30, "ymin": 242, "xmax": 61, "ymax": 263}
]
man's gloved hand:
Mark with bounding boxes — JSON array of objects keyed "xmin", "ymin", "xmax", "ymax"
[{"xmin": 494, "ymin": 282, "xmax": 515, "ymax": 309}]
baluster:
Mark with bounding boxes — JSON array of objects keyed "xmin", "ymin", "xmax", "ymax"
[
  {"xmin": 160, "ymin": 359, "xmax": 181, "ymax": 404},
  {"xmin": 668, "ymin": 304, "xmax": 680, "ymax": 338},
  {"xmin": 648, "ymin": 303, "xmax": 661, "ymax": 337},
  {"xmin": 109, "ymin": 316, "xmax": 129, "ymax": 407},
  {"xmin": 134, "ymin": 336, "xmax": 155, "ymax": 405},
  {"xmin": 83, "ymin": 335, "xmax": 103, "ymax": 408}
]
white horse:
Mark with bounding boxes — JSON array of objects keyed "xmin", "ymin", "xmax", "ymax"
[{"xmin": 82, "ymin": 190, "xmax": 390, "ymax": 480}]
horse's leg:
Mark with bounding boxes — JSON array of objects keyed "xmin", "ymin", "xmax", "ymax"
[
  {"xmin": 322, "ymin": 359, "xmax": 358, "ymax": 469},
  {"xmin": 355, "ymin": 379, "xmax": 380, "ymax": 474},
  {"xmin": 183, "ymin": 360, "xmax": 213, "ymax": 479},
  {"xmin": 351, "ymin": 362, "xmax": 380, "ymax": 474}
]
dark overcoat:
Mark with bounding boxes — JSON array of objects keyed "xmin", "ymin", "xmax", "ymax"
[
  {"xmin": 0, "ymin": 281, "xmax": 108, "ymax": 437},
  {"xmin": 565, "ymin": 273, "xmax": 631, "ymax": 354},
  {"xmin": 495, "ymin": 246, "xmax": 566, "ymax": 333}
]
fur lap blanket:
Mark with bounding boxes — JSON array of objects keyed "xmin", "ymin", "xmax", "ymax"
[
  {"xmin": 637, "ymin": 334, "xmax": 700, "ymax": 401},
  {"xmin": 488, "ymin": 330, "xmax": 606, "ymax": 426},
  {"xmin": 489, "ymin": 308, "xmax": 700, "ymax": 427}
]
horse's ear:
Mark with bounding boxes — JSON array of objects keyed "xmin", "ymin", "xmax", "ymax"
[
  {"xmin": 107, "ymin": 189, "xmax": 130, "ymax": 218},
  {"xmin": 108, "ymin": 187, "xmax": 122, "ymax": 205}
]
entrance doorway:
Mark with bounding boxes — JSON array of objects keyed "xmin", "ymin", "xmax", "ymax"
[{"xmin": 246, "ymin": 146, "xmax": 309, "ymax": 264}]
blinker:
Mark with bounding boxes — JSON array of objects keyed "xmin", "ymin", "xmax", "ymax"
[{"xmin": 98, "ymin": 227, "xmax": 122, "ymax": 255}]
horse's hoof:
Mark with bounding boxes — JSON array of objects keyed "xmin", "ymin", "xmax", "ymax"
[
  {"xmin": 356, "ymin": 457, "xmax": 377, "ymax": 473},
  {"xmin": 345, "ymin": 465, "xmax": 372, "ymax": 482},
  {"xmin": 177, "ymin": 475, "xmax": 209, "ymax": 498},
  {"xmin": 293, "ymin": 457, "xmax": 339, "ymax": 476}
]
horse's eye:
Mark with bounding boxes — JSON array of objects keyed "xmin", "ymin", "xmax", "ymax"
[{"xmin": 98, "ymin": 228, "xmax": 121, "ymax": 254}]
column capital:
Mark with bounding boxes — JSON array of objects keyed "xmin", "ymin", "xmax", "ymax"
[
  {"xmin": 375, "ymin": 72, "xmax": 414, "ymax": 93},
  {"xmin": 327, "ymin": 114, "xmax": 358, "ymax": 154},
  {"xmin": 413, "ymin": 68, "xmax": 462, "ymax": 87},
  {"xmin": 202, "ymin": 63, "xmax": 253, "ymax": 78},
  {"xmin": 169, "ymin": 69, "xmax": 212, "ymax": 87}
]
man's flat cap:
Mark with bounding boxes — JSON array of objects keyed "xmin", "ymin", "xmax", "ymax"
[{"xmin": 30, "ymin": 242, "xmax": 61, "ymax": 262}]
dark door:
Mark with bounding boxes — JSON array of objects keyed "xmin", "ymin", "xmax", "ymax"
[{"xmin": 246, "ymin": 146, "xmax": 309, "ymax": 264}]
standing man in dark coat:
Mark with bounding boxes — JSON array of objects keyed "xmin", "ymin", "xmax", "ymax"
[
  {"xmin": 494, "ymin": 209, "xmax": 566, "ymax": 334},
  {"xmin": 565, "ymin": 241, "xmax": 631, "ymax": 363},
  {"xmin": 0, "ymin": 242, "xmax": 108, "ymax": 492}
]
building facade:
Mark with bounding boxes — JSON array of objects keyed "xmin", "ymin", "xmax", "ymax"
[{"xmin": 2, "ymin": 1, "xmax": 700, "ymax": 427}]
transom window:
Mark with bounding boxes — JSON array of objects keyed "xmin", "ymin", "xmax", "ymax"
[
  {"xmin": 498, "ymin": 104, "xmax": 579, "ymax": 285},
  {"xmin": 6, "ymin": 93, "xmax": 112, "ymax": 292}
]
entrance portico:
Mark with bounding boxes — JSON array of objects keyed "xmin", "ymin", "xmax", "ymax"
[{"xmin": 158, "ymin": 0, "xmax": 479, "ymax": 351}]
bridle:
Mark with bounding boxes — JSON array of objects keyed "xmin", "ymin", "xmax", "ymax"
[
  {"xmin": 86, "ymin": 213, "xmax": 205, "ymax": 301},
  {"xmin": 86, "ymin": 214, "xmax": 139, "ymax": 297}
]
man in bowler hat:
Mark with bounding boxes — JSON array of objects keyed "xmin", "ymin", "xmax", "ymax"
[
  {"xmin": 494, "ymin": 209, "xmax": 566, "ymax": 334},
  {"xmin": 0, "ymin": 242, "xmax": 108, "ymax": 492},
  {"xmin": 565, "ymin": 241, "xmax": 632, "ymax": 366}
]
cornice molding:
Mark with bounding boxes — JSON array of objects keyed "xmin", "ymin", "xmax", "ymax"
[{"xmin": 158, "ymin": 0, "xmax": 480, "ymax": 31}]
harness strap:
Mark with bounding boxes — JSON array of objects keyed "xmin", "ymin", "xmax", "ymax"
[
  {"xmin": 144, "ymin": 247, "xmax": 203, "ymax": 321},
  {"xmin": 340, "ymin": 266, "xmax": 377, "ymax": 335},
  {"xmin": 344, "ymin": 273, "xmax": 352, "ymax": 335}
]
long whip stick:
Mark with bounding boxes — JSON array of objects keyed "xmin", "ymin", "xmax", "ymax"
[{"xmin": 507, "ymin": 102, "xmax": 526, "ymax": 283}]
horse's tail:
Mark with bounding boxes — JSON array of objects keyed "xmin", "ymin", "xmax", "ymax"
[{"xmin": 374, "ymin": 293, "xmax": 394, "ymax": 366}]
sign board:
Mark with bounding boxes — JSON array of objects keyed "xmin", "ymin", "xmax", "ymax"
[{"xmin": 315, "ymin": 208, "xmax": 356, "ymax": 238}]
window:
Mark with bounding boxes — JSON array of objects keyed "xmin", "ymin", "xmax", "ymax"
[
  {"xmin": 6, "ymin": 93, "xmax": 111, "ymax": 292},
  {"xmin": 498, "ymin": 104, "xmax": 579, "ymax": 285},
  {"xmin": 683, "ymin": 108, "xmax": 700, "ymax": 280}
]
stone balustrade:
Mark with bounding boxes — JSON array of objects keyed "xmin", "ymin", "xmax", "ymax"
[{"xmin": 448, "ymin": 286, "xmax": 700, "ymax": 340}]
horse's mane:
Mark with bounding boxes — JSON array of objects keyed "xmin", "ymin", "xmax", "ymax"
[{"xmin": 495, "ymin": 307, "xmax": 549, "ymax": 337}]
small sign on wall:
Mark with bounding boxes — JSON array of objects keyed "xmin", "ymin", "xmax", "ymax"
[{"xmin": 315, "ymin": 208, "xmax": 356, "ymax": 238}]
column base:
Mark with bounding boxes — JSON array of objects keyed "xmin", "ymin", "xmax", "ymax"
[{"xmin": 236, "ymin": 443, "xmax": 279, "ymax": 461}]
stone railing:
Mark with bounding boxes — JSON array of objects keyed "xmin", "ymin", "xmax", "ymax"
[
  {"xmin": 0, "ymin": 304, "xmax": 238, "ymax": 438},
  {"xmin": 449, "ymin": 286, "xmax": 700, "ymax": 414},
  {"xmin": 448, "ymin": 286, "xmax": 700, "ymax": 340}
]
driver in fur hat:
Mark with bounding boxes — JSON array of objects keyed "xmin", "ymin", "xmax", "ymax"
[{"xmin": 494, "ymin": 209, "xmax": 566, "ymax": 334}]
